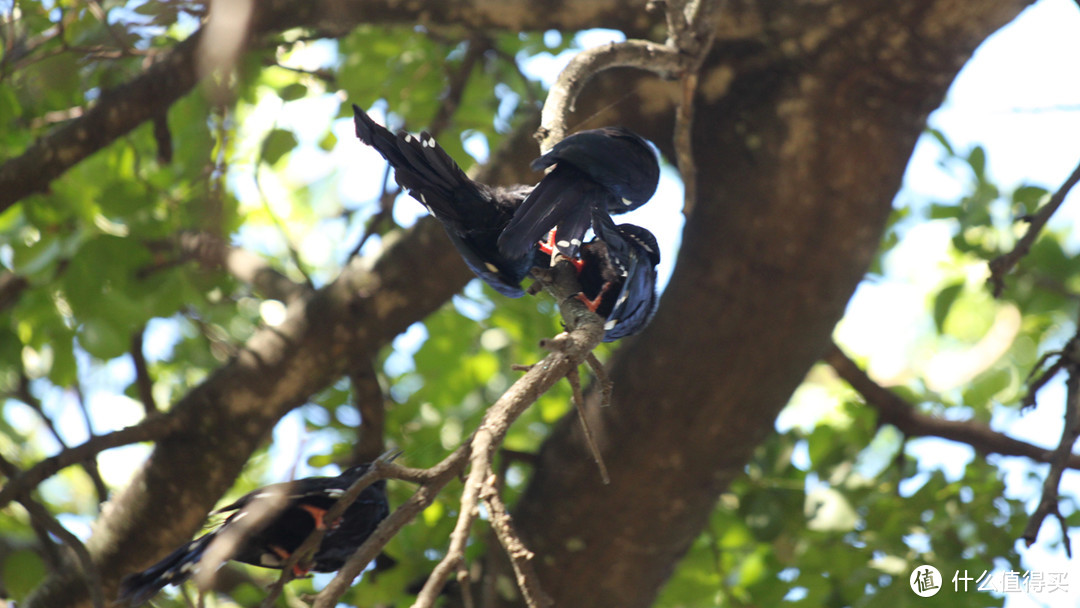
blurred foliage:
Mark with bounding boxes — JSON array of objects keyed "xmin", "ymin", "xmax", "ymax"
[
  {"xmin": 0, "ymin": 2, "xmax": 1077, "ymax": 608},
  {"xmin": 654, "ymin": 130, "xmax": 1079, "ymax": 608}
]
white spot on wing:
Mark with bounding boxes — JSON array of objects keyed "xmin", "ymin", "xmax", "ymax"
[
  {"xmin": 557, "ymin": 240, "xmax": 571, "ymax": 248},
  {"xmin": 485, "ymin": 262, "xmax": 500, "ymax": 273},
  {"xmin": 622, "ymin": 198, "xmax": 632, "ymax": 207},
  {"xmin": 260, "ymin": 553, "xmax": 281, "ymax": 566},
  {"xmin": 604, "ymin": 319, "xmax": 618, "ymax": 330}
]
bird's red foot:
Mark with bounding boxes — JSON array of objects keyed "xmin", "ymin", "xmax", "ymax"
[
  {"xmin": 575, "ymin": 282, "xmax": 613, "ymax": 313},
  {"xmin": 299, "ymin": 504, "xmax": 331, "ymax": 529},
  {"xmin": 539, "ymin": 229, "xmax": 584, "ymax": 271},
  {"xmin": 269, "ymin": 546, "xmax": 311, "ymax": 577}
]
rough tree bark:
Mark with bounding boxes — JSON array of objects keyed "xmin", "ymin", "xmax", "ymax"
[
  {"xmin": 506, "ymin": 2, "xmax": 1034, "ymax": 606},
  {"xmin": 12, "ymin": 1, "xmax": 1034, "ymax": 607}
]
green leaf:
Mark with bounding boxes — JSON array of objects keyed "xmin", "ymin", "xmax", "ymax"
[
  {"xmin": 967, "ymin": 145, "xmax": 986, "ymax": 181},
  {"xmin": 279, "ymin": 83, "xmax": 308, "ymax": 101},
  {"xmin": 79, "ymin": 316, "xmax": 130, "ymax": 359},
  {"xmin": 261, "ymin": 128, "xmax": 298, "ymax": 165},
  {"xmin": 318, "ymin": 130, "xmax": 338, "ymax": 151},
  {"xmin": 932, "ymin": 282, "xmax": 964, "ymax": 334},
  {"xmin": 963, "ymin": 367, "xmax": 1012, "ymax": 410},
  {"xmin": 927, "ymin": 203, "xmax": 960, "ymax": 220},
  {"xmin": 3, "ymin": 549, "xmax": 46, "ymax": 601},
  {"xmin": 926, "ymin": 128, "xmax": 954, "ymax": 157}
]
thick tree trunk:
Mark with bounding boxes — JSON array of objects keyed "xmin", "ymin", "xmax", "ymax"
[{"xmin": 505, "ymin": 2, "xmax": 1033, "ymax": 606}]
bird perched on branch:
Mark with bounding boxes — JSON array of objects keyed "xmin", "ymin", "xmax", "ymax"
[
  {"xmin": 576, "ymin": 213, "xmax": 661, "ymax": 342},
  {"xmin": 118, "ymin": 463, "xmax": 390, "ymax": 606},
  {"xmin": 497, "ymin": 127, "xmax": 659, "ymax": 261},
  {"xmin": 352, "ymin": 104, "xmax": 536, "ymax": 298}
]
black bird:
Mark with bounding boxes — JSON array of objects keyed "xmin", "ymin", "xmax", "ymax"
[
  {"xmin": 118, "ymin": 463, "xmax": 390, "ymax": 606},
  {"xmin": 352, "ymin": 104, "xmax": 536, "ymax": 298},
  {"xmin": 497, "ymin": 127, "xmax": 660, "ymax": 261},
  {"xmin": 576, "ymin": 214, "xmax": 660, "ymax": 342}
]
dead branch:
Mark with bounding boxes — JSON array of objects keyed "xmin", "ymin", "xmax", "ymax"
[
  {"xmin": 538, "ymin": 39, "xmax": 688, "ymax": 151},
  {"xmin": 988, "ymin": 156, "xmax": 1080, "ymax": 296},
  {"xmin": 410, "ymin": 261, "xmax": 606, "ymax": 607},
  {"xmin": 480, "ymin": 464, "xmax": 553, "ymax": 607},
  {"xmin": 568, "ymin": 367, "xmax": 610, "ymax": 484}
]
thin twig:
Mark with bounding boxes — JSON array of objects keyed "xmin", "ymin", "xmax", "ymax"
[
  {"xmin": 667, "ymin": 0, "xmax": 722, "ymax": 216},
  {"xmin": 1023, "ymin": 351, "xmax": 1067, "ymax": 410},
  {"xmin": 21, "ymin": 496, "xmax": 106, "ymax": 608},
  {"xmin": 257, "ymin": 459, "xmax": 392, "ymax": 608},
  {"xmin": 410, "ymin": 262, "xmax": 605, "ymax": 607},
  {"xmin": 567, "ymin": 367, "xmax": 610, "ymax": 484},
  {"xmin": 349, "ymin": 167, "xmax": 399, "ymax": 260},
  {"xmin": 70, "ymin": 381, "xmax": 111, "ymax": 504},
  {"xmin": 480, "ymin": 464, "xmax": 553, "ymax": 608},
  {"xmin": 1022, "ymin": 329, "xmax": 1080, "ymax": 553},
  {"xmin": 348, "ymin": 361, "xmax": 387, "ymax": 465},
  {"xmin": 988, "ymin": 157, "xmax": 1080, "ymax": 296},
  {"xmin": 254, "ymin": 119, "xmax": 314, "ymax": 288},
  {"xmin": 131, "ymin": 326, "xmax": 159, "ymax": 415},
  {"xmin": 0, "ymin": 414, "xmax": 181, "ymax": 509},
  {"xmin": 183, "ymin": 231, "xmax": 309, "ymax": 303},
  {"xmin": 824, "ymin": 342, "xmax": 1080, "ymax": 469},
  {"xmin": 350, "ymin": 35, "xmax": 487, "ymax": 261},
  {"xmin": 585, "ymin": 352, "xmax": 613, "ymax": 407},
  {"xmin": 457, "ymin": 560, "xmax": 477, "ymax": 608},
  {"xmin": 311, "ymin": 449, "xmax": 472, "ymax": 608},
  {"xmin": 0, "ymin": 457, "xmax": 105, "ymax": 608},
  {"xmin": 11, "ymin": 376, "xmax": 109, "ymax": 503}
]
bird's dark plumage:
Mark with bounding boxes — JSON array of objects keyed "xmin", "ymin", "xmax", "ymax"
[
  {"xmin": 117, "ymin": 464, "xmax": 389, "ymax": 606},
  {"xmin": 498, "ymin": 127, "xmax": 660, "ymax": 260},
  {"xmin": 352, "ymin": 104, "xmax": 534, "ymax": 297},
  {"xmin": 578, "ymin": 214, "xmax": 660, "ymax": 342}
]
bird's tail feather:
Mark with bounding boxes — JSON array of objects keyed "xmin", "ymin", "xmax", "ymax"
[
  {"xmin": 352, "ymin": 104, "xmax": 470, "ymax": 223},
  {"xmin": 117, "ymin": 536, "xmax": 212, "ymax": 606}
]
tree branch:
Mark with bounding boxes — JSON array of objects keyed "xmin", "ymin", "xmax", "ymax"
[
  {"xmin": 480, "ymin": 465, "xmax": 552, "ymax": 608},
  {"xmin": 0, "ymin": 30, "xmax": 203, "ymax": 210},
  {"xmin": 988, "ymin": 155, "xmax": 1080, "ymax": 297},
  {"xmin": 0, "ymin": 414, "xmax": 182, "ymax": 509},
  {"xmin": 1020, "ymin": 326, "xmax": 1080, "ymax": 552},
  {"xmin": 537, "ymin": 39, "xmax": 688, "ymax": 151},
  {"xmin": 311, "ymin": 450, "xmax": 472, "ymax": 608},
  {"xmin": 130, "ymin": 326, "xmax": 159, "ymax": 416},
  {"xmin": 824, "ymin": 342, "xmax": 1080, "ymax": 468},
  {"xmin": 0, "ymin": 0, "xmax": 649, "ymax": 213},
  {"xmin": 1022, "ymin": 358, "xmax": 1080, "ymax": 555},
  {"xmin": 23, "ymin": 113, "xmax": 539, "ymax": 607},
  {"xmin": 0, "ymin": 458, "xmax": 105, "ymax": 608},
  {"xmin": 347, "ymin": 361, "xmax": 387, "ymax": 465},
  {"xmin": 0, "ymin": 270, "xmax": 29, "ymax": 312},
  {"xmin": 173, "ymin": 231, "xmax": 309, "ymax": 303},
  {"xmin": 413, "ymin": 261, "xmax": 605, "ymax": 607}
]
